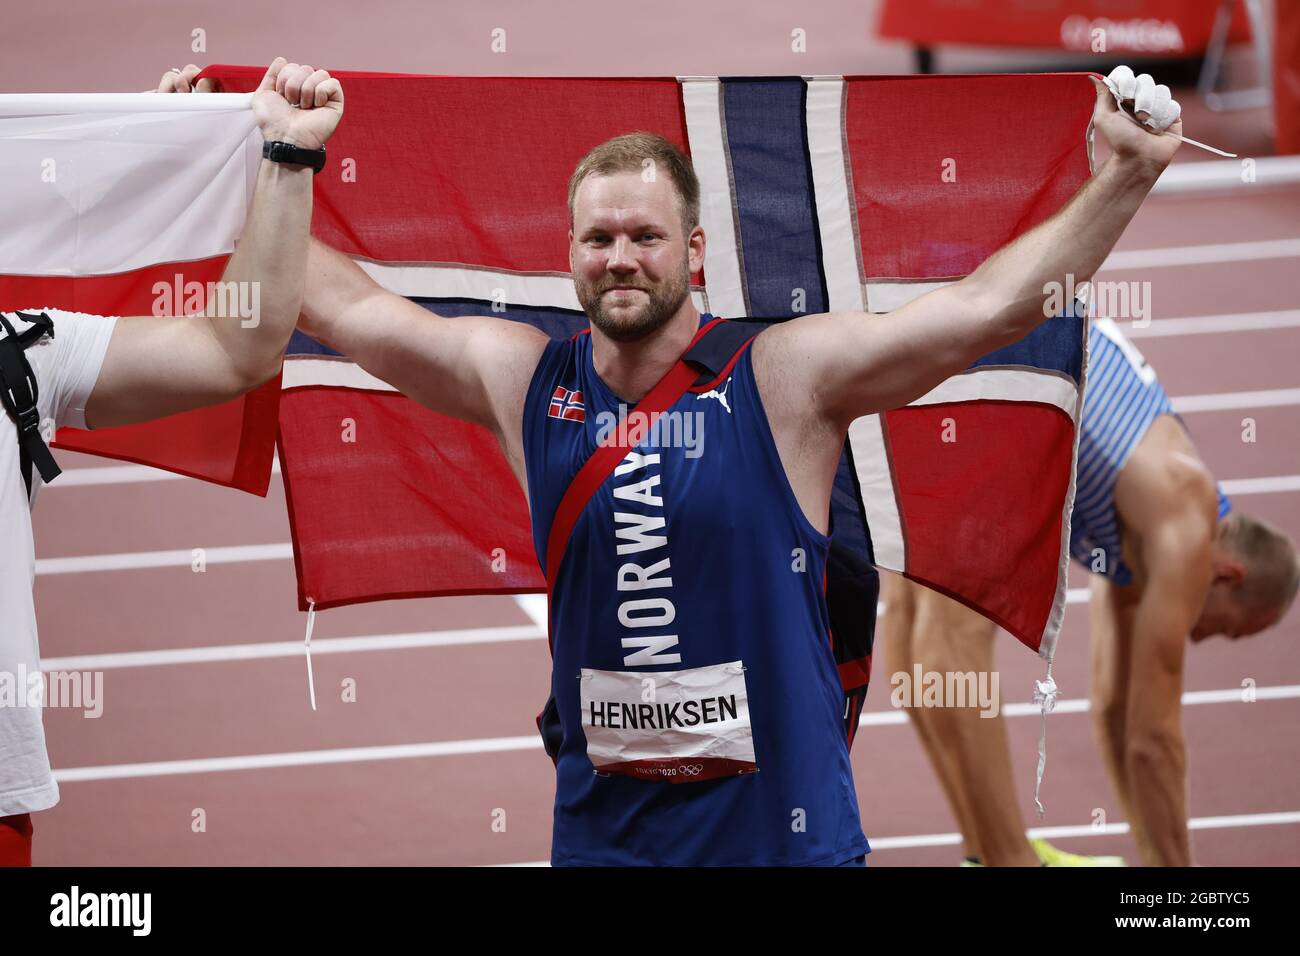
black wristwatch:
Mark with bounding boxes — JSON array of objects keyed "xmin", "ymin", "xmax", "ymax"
[{"xmin": 262, "ymin": 140, "xmax": 327, "ymax": 174}]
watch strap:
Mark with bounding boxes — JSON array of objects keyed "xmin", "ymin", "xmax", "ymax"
[{"xmin": 262, "ymin": 140, "xmax": 326, "ymax": 174}]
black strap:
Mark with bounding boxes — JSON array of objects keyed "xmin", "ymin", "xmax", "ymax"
[
  {"xmin": 0, "ymin": 311, "xmax": 61, "ymax": 498},
  {"xmin": 682, "ymin": 319, "xmax": 767, "ymax": 386}
]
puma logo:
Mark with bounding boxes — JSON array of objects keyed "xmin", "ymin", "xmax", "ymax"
[{"xmin": 697, "ymin": 377, "xmax": 732, "ymax": 414}]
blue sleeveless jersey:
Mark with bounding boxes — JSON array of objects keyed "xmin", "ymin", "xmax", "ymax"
[
  {"xmin": 522, "ymin": 317, "xmax": 869, "ymax": 866},
  {"xmin": 1071, "ymin": 319, "xmax": 1231, "ymax": 586}
]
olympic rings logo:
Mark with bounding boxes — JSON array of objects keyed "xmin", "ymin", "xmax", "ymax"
[{"xmin": 620, "ymin": 761, "xmax": 708, "ymax": 777}]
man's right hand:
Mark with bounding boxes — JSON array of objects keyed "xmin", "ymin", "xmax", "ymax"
[{"xmin": 155, "ymin": 59, "xmax": 343, "ymax": 152}]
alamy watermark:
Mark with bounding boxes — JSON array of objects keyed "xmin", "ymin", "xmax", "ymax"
[
  {"xmin": 0, "ymin": 665, "xmax": 103, "ymax": 718},
  {"xmin": 152, "ymin": 273, "xmax": 261, "ymax": 328},
  {"xmin": 595, "ymin": 407, "xmax": 705, "ymax": 458},
  {"xmin": 890, "ymin": 665, "xmax": 1000, "ymax": 718},
  {"xmin": 1044, "ymin": 273, "xmax": 1152, "ymax": 327},
  {"xmin": 50, "ymin": 886, "xmax": 150, "ymax": 935}
]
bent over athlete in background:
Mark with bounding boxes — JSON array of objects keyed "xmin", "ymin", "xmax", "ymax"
[
  {"xmin": 883, "ymin": 318, "xmax": 1297, "ymax": 867},
  {"xmin": 283, "ymin": 73, "xmax": 1184, "ymax": 865}
]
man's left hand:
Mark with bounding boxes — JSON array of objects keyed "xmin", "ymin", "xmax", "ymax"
[{"xmin": 1090, "ymin": 68, "xmax": 1182, "ymax": 174}]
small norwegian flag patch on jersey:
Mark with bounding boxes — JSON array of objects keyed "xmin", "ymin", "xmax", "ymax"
[{"xmin": 548, "ymin": 386, "xmax": 585, "ymax": 422}]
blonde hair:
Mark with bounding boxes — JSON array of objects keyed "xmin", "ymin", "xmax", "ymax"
[
  {"xmin": 1221, "ymin": 513, "xmax": 1300, "ymax": 615},
  {"xmin": 567, "ymin": 132, "xmax": 700, "ymax": 234}
]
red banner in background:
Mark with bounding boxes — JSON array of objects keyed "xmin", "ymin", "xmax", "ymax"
[
  {"xmin": 1276, "ymin": 0, "xmax": 1300, "ymax": 154},
  {"xmin": 878, "ymin": 0, "xmax": 1250, "ymax": 55}
]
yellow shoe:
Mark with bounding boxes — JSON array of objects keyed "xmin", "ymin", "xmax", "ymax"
[{"xmin": 1030, "ymin": 838, "xmax": 1126, "ymax": 867}]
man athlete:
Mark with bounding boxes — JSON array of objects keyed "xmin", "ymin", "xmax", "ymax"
[
  {"xmin": 0, "ymin": 59, "xmax": 343, "ymax": 866},
  {"xmin": 884, "ymin": 316, "xmax": 1298, "ymax": 867},
  {"xmin": 282, "ymin": 71, "xmax": 1186, "ymax": 865}
]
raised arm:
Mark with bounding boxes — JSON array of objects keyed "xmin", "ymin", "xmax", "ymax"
[
  {"xmin": 300, "ymin": 239, "xmax": 549, "ymax": 434},
  {"xmin": 85, "ymin": 59, "xmax": 343, "ymax": 429},
  {"xmin": 765, "ymin": 74, "xmax": 1182, "ymax": 428}
]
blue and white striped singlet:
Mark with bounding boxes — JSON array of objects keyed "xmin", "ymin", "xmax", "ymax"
[{"xmin": 1070, "ymin": 318, "xmax": 1231, "ymax": 586}]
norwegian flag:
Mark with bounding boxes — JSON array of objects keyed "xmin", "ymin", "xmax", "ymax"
[
  {"xmin": 548, "ymin": 387, "xmax": 585, "ymax": 423},
  {"xmin": 214, "ymin": 65, "xmax": 1091, "ymax": 664},
  {"xmin": 0, "ymin": 69, "xmax": 1097, "ymax": 673}
]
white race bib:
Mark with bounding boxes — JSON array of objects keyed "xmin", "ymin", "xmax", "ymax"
[{"xmin": 579, "ymin": 660, "xmax": 757, "ymax": 783}]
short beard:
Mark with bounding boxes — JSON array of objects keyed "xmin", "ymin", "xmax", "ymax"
[{"xmin": 576, "ymin": 261, "xmax": 690, "ymax": 344}]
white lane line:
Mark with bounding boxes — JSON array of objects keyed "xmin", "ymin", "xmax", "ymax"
[
  {"xmin": 859, "ymin": 590, "xmax": 1083, "ymax": 623},
  {"xmin": 1126, "ymin": 309, "xmax": 1300, "ymax": 338},
  {"xmin": 51, "ymin": 595, "xmax": 1083, "ymax": 669},
  {"xmin": 490, "ymin": 861, "xmax": 552, "ymax": 867},
  {"xmin": 35, "ymin": 543, "xmax": 292, "ymax": 575},
  {"xmin": 867, "ymin": 810, "xmax": 1300, "ymax": 851},
  {"xmin": 491, "ymin": 809, "xmax": 1300, "ymax": 864},
  {"xmin": 54, "ymin": 465, "xmax": 188, "ymax": 486},
  {"xmin": 52, "ymin": 735, "xmax": 544, "ymax": 783},
  {"xmin": 32, "ymin": 471, "xmax": 1300, "ymax": 578},
  {"xmin": 1102, "ymin": 238, "xmax": 1300, "ymax": 271},
  {"xmin": 513, "ymin": 594, "xmax": 549, "ymax": 632},
  {"xmin": 40, "ymin": 624, "xmax": 544, "ymax": 672},
  {"xmin": 43, "ymin": 585, "xmax": 1069, "ymax": 668},
  {"xmin": 1151, "ymin": 155, "xmax": 1300, "ymax": 193},
  {"xmin": 1221, "ymin": 475, "xmax": 1300, "ymax": 496},
  {"xmin": 53, "ymin": 454, "xmax": 282, "ymax": 487},
  {"xmin": 50, "ymin": 684, "xmax": 1300, "ymax": 782},
  {"xmin": 1171, "ymin": 388, "xmax": 1300, "ymax": 413},
  {"xmin": 1179, "ymin": 686, "xmax": 1300, "ymax": 706},
  {"xmin": 858, "ymin": 683, "xmax": 1300, "ymax": 727}
]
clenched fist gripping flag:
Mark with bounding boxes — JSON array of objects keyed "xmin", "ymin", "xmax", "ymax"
[{"xmin": 0, "ymin": 72, "xmax": 1095, "ymax": 711}]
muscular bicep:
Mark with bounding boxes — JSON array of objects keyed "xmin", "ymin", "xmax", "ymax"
[
  {"xmin": 86, "ymin": 313, "xmax": 265, "ymax": 430},
  {"xmin": 311, "ymin": 287, "xmax": 549, "ymax": 434},
  {"xmin": 767, "ymin": 282, "xmax": 1005, "ymax": 427}
]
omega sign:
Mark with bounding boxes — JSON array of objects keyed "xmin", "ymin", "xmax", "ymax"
[{"xmin": 1060, "ymin": 16, "xmax": 1186, "ymax": 53}]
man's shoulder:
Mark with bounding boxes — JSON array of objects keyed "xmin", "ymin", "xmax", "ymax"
[
  {"xmin": 471, "ymin": 316, "xmax": 554, "ymax": 390},
  {"xmin": 471, "ymin": 313, "xmax": 551, "ymax": 350},
  {"xmin": 1116, "ymin": 453, "xmax": 1215, "ymax": 593},
  {"xmin": 1118, "ymin": 418, "xmax": 1217, "ymax": 527},
  {"xmin": 747, "ymin": 315, "xmax": 816, "ymax": 393},
  {"xmin": 749, "ymin": 313, "xmax": 856, "ymax": 428},
  {"xmin": 471, "ymin": 319, "xmax": 565, "ymax": 446}
]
